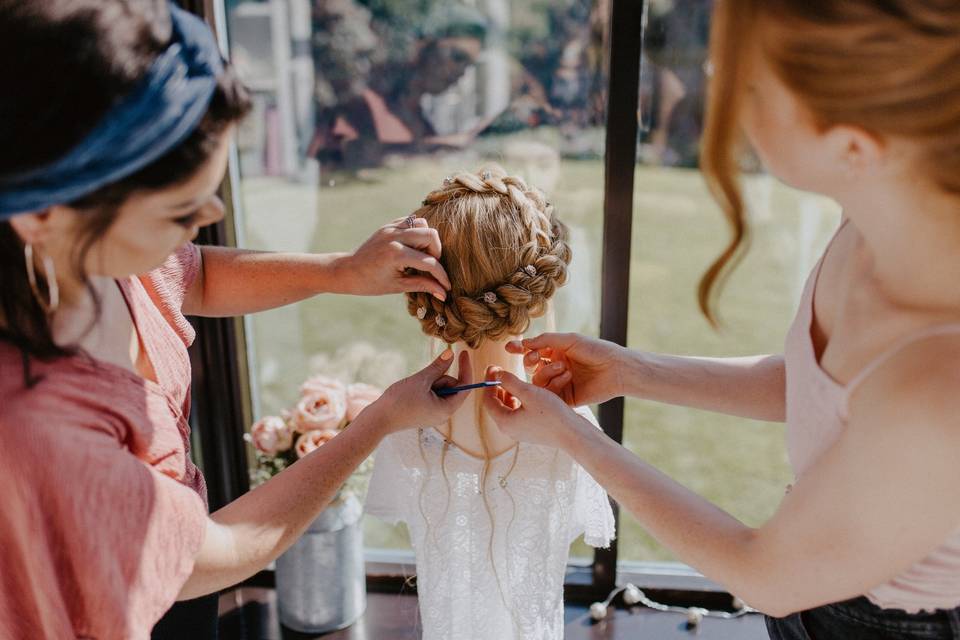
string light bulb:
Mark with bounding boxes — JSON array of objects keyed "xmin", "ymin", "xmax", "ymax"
[
  {"xmin": 686, "ymin": 607, "xmax": 707, "ymax": 628},
  {"xmin": 589, "ymin": 602, "xmax": 608, "ymax": 621}
]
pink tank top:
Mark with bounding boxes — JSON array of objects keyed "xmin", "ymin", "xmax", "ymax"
[{"xmin": 785, "ymin": 220, "xmax": 960, "ymax": 613}]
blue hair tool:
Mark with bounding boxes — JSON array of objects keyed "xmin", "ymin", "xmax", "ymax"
[{"xmin": 435, "ymin": 380, "xmax": 502, "ymax": 397}]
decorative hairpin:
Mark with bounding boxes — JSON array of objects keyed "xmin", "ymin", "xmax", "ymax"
[
  {"xmin": 524, "ymin": 265, "xmax": 537, "ymax": 276},
  {"xmin": 443, "ymin": 176, "xmax": 454, "ymax": 185},
  {"xmin": 483, "ymin": 291, "xmax": 497, "ymax": 304},
  {"xmin": 481, "ymin": 171, "xmax": 492, "ymax": 180},
  {"xmin": 435, "ymin": 315, "xmax": 447, "ymax": 328},
  {"xmin": 416, "ymin": 306, "xmax": 427, "ymax": 320}
]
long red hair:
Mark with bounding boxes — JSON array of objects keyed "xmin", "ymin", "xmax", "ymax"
[{"xmin": 700, "ymin": 0, "xmax": 960, "ymax": 324}]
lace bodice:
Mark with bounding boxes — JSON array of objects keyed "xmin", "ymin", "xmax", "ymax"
[{"xmin": 365, "ymin": 406, "xmax": 615, "ymax": 640}]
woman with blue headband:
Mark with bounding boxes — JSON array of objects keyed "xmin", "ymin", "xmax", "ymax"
[{"xmin": 0, "ymin": 2, "xmax": 472, "ymax": 638}]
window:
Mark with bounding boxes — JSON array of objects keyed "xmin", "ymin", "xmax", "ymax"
[
  {"xmin": 618, "ymin": 0, "xmax": 841, "ymax": 566},
  {"xmin": 198, "ymin": 0, "xmax": 840, "ymax": 601},
  {"xmin": 218, "ymin": 0, "xmax": 609, "ymax": 572}
]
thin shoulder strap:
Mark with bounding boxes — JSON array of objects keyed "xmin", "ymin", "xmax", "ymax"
[{"xmin": 844, "ymin": 324, "xmax": 960, "ymax": 400}]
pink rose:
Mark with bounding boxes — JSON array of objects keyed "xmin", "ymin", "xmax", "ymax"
[
  {"xmin": 295, "ymin": 429, "xmax": 339, "ymax": 458},
  {"xmin": 249, "ymin": 415, "xmax": 294, "ymax": 456},
  {"xmin": 299, "ymin": 375, "xmax": 346, "ymax": 398},
  {"xmin": 293, "ymin": 386, "xmax": 348, "ymax": 433},
  {"xmin": 346, "ymin": 382, "xmax": 382, "ymax": 422}
]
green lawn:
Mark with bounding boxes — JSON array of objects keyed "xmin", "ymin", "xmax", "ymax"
[{"xmin": 239, "ymin": 152, "xmax": 840, "ymax": 563}]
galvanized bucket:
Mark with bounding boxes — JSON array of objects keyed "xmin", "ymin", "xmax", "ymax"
[{"xmin": 275, "ymin": 493, "xmax": 366, "ymax": 633}]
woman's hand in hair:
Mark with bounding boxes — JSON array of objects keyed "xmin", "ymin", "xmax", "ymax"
[
  {"xmin": 368, "ymin": 349, "xmax": 472, "ymax": 434},
  {"xmin": 482, "ymin": 367, "xmax": 588, "ymax": 450},
  {"xmin": 506, "ymin": 333, "xmax": 626, "ymax": 407},
  {"xmin": 333, "ymin": 217, "xmax": 451, "ymax": 300}
]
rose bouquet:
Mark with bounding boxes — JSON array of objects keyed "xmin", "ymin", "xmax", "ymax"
[{"xmin": 245, "ymin": 375, "xmax": 382, "ymax": 498}]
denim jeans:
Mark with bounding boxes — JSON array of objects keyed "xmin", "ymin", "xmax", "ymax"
[{"xmin": 766, "ymin": 596, "xmax": 960, "ymax": 640}]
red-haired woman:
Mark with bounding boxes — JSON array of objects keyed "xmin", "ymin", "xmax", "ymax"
[{"xmin": 487, "ymin": 2, "xmax": 960, "ymax": 638}]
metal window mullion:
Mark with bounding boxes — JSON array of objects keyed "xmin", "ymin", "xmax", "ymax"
[
  {"xmin": 593, "ymin": 0, "xmax": 645, "ymax": 595},
  {"xmin": 185, "ymin": 0, "xmax": 253, "ymax": 512}
]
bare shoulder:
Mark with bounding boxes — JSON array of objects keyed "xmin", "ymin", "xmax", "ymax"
[{"xmin": 849, "ymin": 330, "xmax": 960, "ymax": 438}]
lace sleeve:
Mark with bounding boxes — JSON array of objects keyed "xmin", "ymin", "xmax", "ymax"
[
  {"xmin": 567, "ymin": 406, "xmax": 616, "ymax": 548},
  {"xmin": 364, "ymin": 433, "xmax": 408, "ymax": 525}
]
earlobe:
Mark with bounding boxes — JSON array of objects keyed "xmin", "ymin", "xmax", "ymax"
[
  {"xmin": 844, "ymin": 145, "xmax": 863, "ymax": 177},
  {"xmin": 844, "ymin": 127, "xmax": 885, "ymax": 175},
  {"xmin": 6, "ymin": 206, "xmax": 72, "ymax": 246},
  {"xmin": 6, "ymin": 211, "xmax": 49, "ymax": 245}
]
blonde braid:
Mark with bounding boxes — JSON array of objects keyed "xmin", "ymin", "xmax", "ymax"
[{"xmin": 407, "ymin": 166, "xmax": 572, "ymax": 348}]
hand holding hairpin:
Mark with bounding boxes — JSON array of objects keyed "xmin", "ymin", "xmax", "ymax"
[{"xmin": 435, "ymin": 380, "xmax": 502, "ymax": 397}]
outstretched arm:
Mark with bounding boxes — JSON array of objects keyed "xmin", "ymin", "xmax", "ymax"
[
  {"xmin": 484, "ymin": 335, "xmax": 960, "ymax": 616},
  {"xmin": 509, "ymin": 333, "xmax": 786, "ymax": 422},
  {"xmin": 181, "ymin": 217, "xmax": 451, "ymax": 317},
  {"xmin": 621, "ymin": 351, "xmax": 786, "ymax": 422}
]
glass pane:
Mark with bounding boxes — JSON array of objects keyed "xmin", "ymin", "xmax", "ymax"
[
  {"xmin": 620, "ymin": 0, "xmax": 841, "ymax": 563},
  {"xmin": 222, "ymin": 0, "xmax": 608, "ymax": 559}
]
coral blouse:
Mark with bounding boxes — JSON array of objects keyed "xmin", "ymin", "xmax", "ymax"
[{"xmin": 0, "ymin": 244, "xmax": 208, "ymax": 639}]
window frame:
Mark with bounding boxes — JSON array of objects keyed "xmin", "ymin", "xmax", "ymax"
[{"xmin": 186, "ymin": 0, "xmax": 731, "ymax": 607}]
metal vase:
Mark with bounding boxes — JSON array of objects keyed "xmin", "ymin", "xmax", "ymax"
[{"xmin": 275, "ymin": 493, "xmax": 366, "ymax": 633}]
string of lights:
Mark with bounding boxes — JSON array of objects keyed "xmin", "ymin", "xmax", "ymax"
[{"xmin": 588, "ymin": 583, "xmax": 758, "ymax": 629}]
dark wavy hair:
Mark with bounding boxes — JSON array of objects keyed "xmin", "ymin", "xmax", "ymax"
[{"xmin": 0, "ymin": 0, "xmax": 251, "ymax": 385}]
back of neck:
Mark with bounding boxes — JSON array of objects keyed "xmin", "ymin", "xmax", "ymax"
[{"xmin": 444, "ymin": 337, "xmax": 524, "ymax": 458}]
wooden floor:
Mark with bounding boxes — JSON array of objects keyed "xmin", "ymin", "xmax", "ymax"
[{"xmin": 218, "ymin": 588, "xmax": 770, "ymax": 639}]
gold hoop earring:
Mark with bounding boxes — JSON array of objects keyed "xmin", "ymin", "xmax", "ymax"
[{"xmin": 24, "ymin": 244, "xmax": 60, "ymax": 313}]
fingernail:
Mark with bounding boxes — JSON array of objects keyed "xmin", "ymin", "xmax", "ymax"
[
  {"xmin": 440, "ymin": 348, "xmax": 453, "ymax": 361},
  {"xmin": 433, "ymin": 292, "xmax": 446, "ymax": 301}
]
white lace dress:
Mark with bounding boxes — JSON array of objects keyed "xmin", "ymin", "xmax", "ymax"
[{"xmin": 365, "ymin": 406, "xmax": 616, "ymax": 640}]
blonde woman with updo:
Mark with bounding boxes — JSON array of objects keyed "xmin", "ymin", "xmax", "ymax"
[
  {"xmin": 365, "ymin": 166, "xmax": 615, "ymax": 640},
  {"xmin": 482, "ymin": 2, "xmax": 960, "ymax": 640}
]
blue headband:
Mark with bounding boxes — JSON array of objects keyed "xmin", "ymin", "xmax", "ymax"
[{"xmin": 0, "ymin": 4, "xmax": 224, "ymax": 219}]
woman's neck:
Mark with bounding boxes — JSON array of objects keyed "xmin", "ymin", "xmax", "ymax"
[
  {"xmin": 838, "ymin": 178, "xmax": 960, "ymax": 312},
  {"xmin": 49, "ymin": 274, "xmax": 155, "ymax": 380},
  {"xmin": 49, "ymin": 275, "xmax": 115, "ymax": 346},
  {"xmin": 442, "ymin": 337, "xmax": 524, "ymax": 459},
  {"xmin": 457, "ymin": 336, "xmax": 525, "ymax": 382}
]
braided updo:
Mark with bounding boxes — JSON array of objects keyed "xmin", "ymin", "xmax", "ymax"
[{"xmin": 405, "ymin": 166, "xmax": 571, "ymax": 348}]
